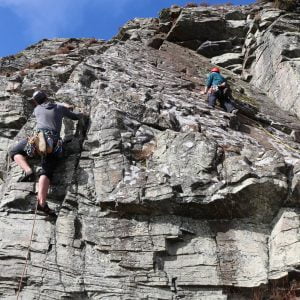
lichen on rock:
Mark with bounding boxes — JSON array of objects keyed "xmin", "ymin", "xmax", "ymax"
[{"xmin": 0, "ymin": 3, "xmax": 300, "ymax": 299}]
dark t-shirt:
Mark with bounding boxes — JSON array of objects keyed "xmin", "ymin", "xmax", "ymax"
[{"xmin": 34, "ymin": 103, "xmax": 81, "ymax": 134}]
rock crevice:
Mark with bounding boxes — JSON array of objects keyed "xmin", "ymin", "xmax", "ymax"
[{"xmin": 0, "ymin": 3, "xmax": 300, "ymax": 299}]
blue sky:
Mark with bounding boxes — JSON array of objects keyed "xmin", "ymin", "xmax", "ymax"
[{"xmin": 0, "ymin": 0, "xmax": 254, "ymax": 58}]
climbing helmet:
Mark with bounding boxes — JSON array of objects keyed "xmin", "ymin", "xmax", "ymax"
[
  {"xmin": 211, "ymin": 67, "xmax": 220, "ymax": 73},
  {"xmin": 32, "ymin": 91, "xmax": 47, "ymax": 104}
]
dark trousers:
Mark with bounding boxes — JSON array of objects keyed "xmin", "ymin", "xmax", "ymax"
[
  {"xmin": 208, "ymin": 88, "xmax": 235, "ymax": 113},
  {"xmin": 10, "ymin": 139, "xmax": 58, "ymax": 180}
]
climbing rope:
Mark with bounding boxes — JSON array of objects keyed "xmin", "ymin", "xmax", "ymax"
[
  {"xmin": 255, "ymin": 122, "xmax": 300, "ymax": 154},
  {"xmin": 241, "ymin": 113, "xmax": 300, "ymax": 154},
  {"xmin": 16, "ymin": 200, "xmax": 38, "ymax": 300},
  {"xmin": 6, "ymin": 155, "xmax": 11, "ymax": 177}
]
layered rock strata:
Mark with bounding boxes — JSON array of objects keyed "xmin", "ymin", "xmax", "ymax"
[
  {"xmin": 0, "ymin": 4, "xmax": 299, "ymax": 300},
  {"xmin": 153, "ymin": 4, "xmax": 300, "ymax": 119}
]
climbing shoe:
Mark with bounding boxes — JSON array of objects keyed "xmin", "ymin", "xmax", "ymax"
[
  {"xmin": 18, "ymin": 171, "xmax": 35, "ymax": 182},
  {"xmin": 37, "ymin": 202, "xmax": 57, "ymax": 217}
]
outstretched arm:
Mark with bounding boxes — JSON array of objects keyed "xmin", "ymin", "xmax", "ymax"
[
  {"xmin": 201, "ymin": 73, "xmax": 213, "ymax": 95},
  {"xmin": 60, "ymin": 105, "xmax": 83, "ymax": 120}
]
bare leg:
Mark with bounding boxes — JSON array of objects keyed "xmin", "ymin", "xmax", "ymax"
[
  {"xmin": 14, "ymin": 154, "xmax": 32, "ymax": 174},
  {"xmin": 37, "ymin": 175, "xmax": 50, "ymax": 207}
]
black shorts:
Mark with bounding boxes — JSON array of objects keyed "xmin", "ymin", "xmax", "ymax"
[{"xmin": 9, "ymin": 139, "xmax": 58, "ymax": 180}]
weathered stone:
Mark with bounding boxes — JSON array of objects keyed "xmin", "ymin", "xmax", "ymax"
[
  {"xmin": 225, "ymin": 10, "xmax": 247, "ymax": 20},
  {"xmin": 211, "ymin": 52, "xmax": 243, "ymax": 67},
  {"xmin": 260, "ymin": 9, "xmax": 283, "ymax": 22},
  {"xmin": 146, "ymin": 37, "xmax": 164, "ymax": 49},
  {"xmin": 0, "ymin": 3, "xmax": 300, "ymax": 299},
  {"xmin": 226, "ymin": 20, "xmax": 248, "ymax": 38},
  {"xmin": 227, "ymin": 64, "xmax": 243, "ymax": 74},
  {"xmin": 289, "ymin": 160, "xmax": 300, "ymax": 205},
  {"xmin": 269, "ymin": 208, "xmax": 300, "ymax": 280},
  {"xmin": 197, "ymin": 40, "xmax": 233, "ymax": 58},
  {"xmin": 167, "ymin": 9, "xmax": 227, "ymax": 44},
  {"xmin": 243, "ymin": 12, "xmax": 300, "ymax": 118},
  {"xmin": 159, "ymin": 7, "xmax": 182, "ymax": 23},
  {"xmin": 216, "ymin": 223, "xmax": 268, "ymax": 287}
]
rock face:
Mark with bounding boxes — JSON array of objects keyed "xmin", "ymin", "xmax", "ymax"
[
  {"xmin": 0, "ymin": 3, "xmax": 300, "ymax": 300},
  {"xmin": 159, "ymin": 4, "xmax": 300, "ymax": 120},
  {"xmin": 243, "ymin": 11, "xmax": 300, "ymax": 118}
]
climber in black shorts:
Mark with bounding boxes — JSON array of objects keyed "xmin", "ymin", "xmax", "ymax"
[{"xmin": 9, "ymin": 91, "xmax": 83, "ymax": 215}]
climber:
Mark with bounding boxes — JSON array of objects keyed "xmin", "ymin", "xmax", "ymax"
[
  {"xmin": 201, "ymin": 67, "xmax": 237, "ymax": 113},
  {"xmin": 9, "ymin": 91, "xmax": 84, "ymax": 216}
]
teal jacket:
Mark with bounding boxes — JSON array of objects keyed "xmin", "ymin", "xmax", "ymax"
[{"xmin": 206, "ymin": 72, "xmax": 226, "ymax": 88}]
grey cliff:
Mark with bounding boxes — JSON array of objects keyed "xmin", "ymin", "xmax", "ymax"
[{"xmin": 0, "ymin": 2, "xmax": 300, "ymax": 299}]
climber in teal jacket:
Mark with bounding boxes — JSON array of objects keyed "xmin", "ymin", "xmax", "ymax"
[
  {"xmin": 201, "ymin": 67, "xmax": 237, "ymax": 113},
  {"xmin": 205, "ymin": 68, "xmax": 226, "ymax": 91}
]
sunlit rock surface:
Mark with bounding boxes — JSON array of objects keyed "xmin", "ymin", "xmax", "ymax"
[{"xmin": 0, "ymin": 3, "xmax": 300, "ymax": 299}]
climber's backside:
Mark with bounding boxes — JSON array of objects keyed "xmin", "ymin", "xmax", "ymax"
[
  {"xmin": 201, "ymin": 67, "xmax": 237, "ymax": 113},
  {"xmin": 10, "ymin": 90, "xmax": 83, "ymax": 215}
]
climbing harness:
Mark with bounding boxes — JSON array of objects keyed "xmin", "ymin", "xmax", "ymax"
[
  {"xmin": 25, "ymin": 129, "xmax": 63, "ymax": 158},
  {"xmin": 16, "ymin": 200, "xmax": 38, "ymax": 300}
]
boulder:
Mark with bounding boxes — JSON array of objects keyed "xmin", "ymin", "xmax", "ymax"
[
  {"xmin": 260, "ymin": 8, "xmax": 283, "ymax": 22},
  {"xmin": 226, "ymin": 20, "xmax": 248, "ymax": 38},
  {"xmin": 167, "ymin": 9, "xmax": 227, "ymax": 45},
  {"xmin": 197, "ymin": 40, "xmax": 233, "ymax": 57},
  {"xmin": 211, "ymin": 52, "xmax": 243, "ymax": 67},
  {"xmin": 269, "ymin": 209, "xmax": 300, "ymax": 280},
  {"xmin": 225, "ymin": 10, "xmax": 247, "ymax": 20},
  {"xmin": 227, "ymin": 64, "xmax": 243, "ymax": 74}
]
